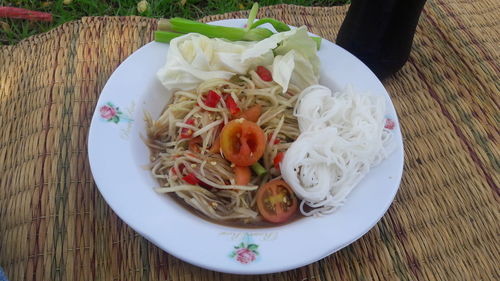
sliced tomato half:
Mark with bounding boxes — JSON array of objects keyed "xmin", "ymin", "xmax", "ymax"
[
  {"xmin": 220, "ymin": 119, "xmax": 266, "ymax": 166},
  {"xmin": 256, "ymin": 179, "xmax": 298, "ymax": 223}
]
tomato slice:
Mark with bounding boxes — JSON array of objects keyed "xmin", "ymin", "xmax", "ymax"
[
  {"xmin": 220, "ymin": 119, "xmax": 266, "ymax": 166},
  {"xmin": 235, "ymin": 104, "xmax": 262, "ymax": 122},
  {"xmin": 256, "ymin": 179, "xmax": 298, "ymax": 223},
  {"xmin": 234, "ymin": 166, "xmax": 251, "ymax": 186}
]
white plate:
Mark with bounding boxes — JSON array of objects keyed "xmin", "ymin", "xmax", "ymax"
[{"xmin": 88, "ymin": 19, "xmax": 404, "ymax": 274}]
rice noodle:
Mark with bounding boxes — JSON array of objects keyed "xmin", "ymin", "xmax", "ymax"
[{"xmin": 281, "ymin": 85, "xmax": 393, "ymax": 216}]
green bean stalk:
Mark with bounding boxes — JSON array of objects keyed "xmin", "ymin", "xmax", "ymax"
[{"xmin": 154, "ymin": 2, "xmax": 321, "ymax": 49}]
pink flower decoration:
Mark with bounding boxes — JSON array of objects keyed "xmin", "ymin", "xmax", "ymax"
[
  {"xmin": 100, "ymin": 105, "xmax": 117, "ymax": 120},
  {"xmin": 384, "ymin": 118, "xmax": 395, "ymax": 130},
  {"xmin": 235, "ymin": 248, "xmax": 256, "ymax": 264}
]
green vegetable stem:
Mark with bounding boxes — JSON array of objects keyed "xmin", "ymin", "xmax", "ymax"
[
  {"xmin": 154, "ymin": 30, "xmax": 183, "ymax": 43},
  {"xmin": 153, "ymin": 2, "xmax": 321, "ymax": 49},
  {"xmin": 251, "ymin": 162, "xmax": 267, "ymax": 176},
  {"xmin": 250, "ymin": 18, "xmax": 291, "ymax": 32}
]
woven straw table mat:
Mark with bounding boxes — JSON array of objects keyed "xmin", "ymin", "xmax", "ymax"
[{"xmin": 1, "ymin": 1, "xmax": 499, "ymax": 280}]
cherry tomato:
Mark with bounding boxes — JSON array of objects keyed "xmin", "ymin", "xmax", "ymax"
[
  {"xmin": 256, "ymin": 66, "xmax": 273, "ymax": 81},
  {"xmin": 256, "ymin": 179, "xmax": 298, "ymax": 223},
  {"xmin": 220, "ymin": 119, "xmax": 266, "ymax": 166},
  {"xmin": 234, "ymin": 166, "xmax": 251, "ymax": 186},
  {"xmin": 235, "ymin": 104, "xmax": 262, "ymax": 122}
]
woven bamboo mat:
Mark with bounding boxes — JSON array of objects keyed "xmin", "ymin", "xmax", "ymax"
[{"xmin": 1, "ymin": 1, "xmax": 499, "ymax": 280}]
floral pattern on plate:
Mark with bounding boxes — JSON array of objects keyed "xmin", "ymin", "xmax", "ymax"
[
  {"xmin": 230, "ymin": 233, "xmax": 259, "ymax": 264},
  {"xmin": 99, "ymin": 102, "xmax": 133, "ymax": 124}
]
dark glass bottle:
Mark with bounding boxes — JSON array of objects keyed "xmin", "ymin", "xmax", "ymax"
[{"xmin": 336, "ymin": 0, "xmax": 427, "ymax": 80}]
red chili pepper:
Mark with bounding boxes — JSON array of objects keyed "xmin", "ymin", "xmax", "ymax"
[
  {"xmin": 180, "ymin": 118, "xmax": 195, "ymax": 139},
  {"xmin": 182, "ymin": 172, "xmax": 199, "ymax": 185},
  {"xmin": 256, "ymin": 66, "xmax": 273, "ymax": 82},
  {"xmin": 204, "ymin": 90, "xmax": 221, "ymax": 107},
  {"xmin": 267, "ymin": 133, "xmax": 280, "ymax": 144},
  {"xmin": 273, "ymin": 152, "xmax": 285, "ymax": 170},
  {"xmin": 0, "ymin": 7, "xmax": 53, "ymax": 22},
  {"xmin": 225, "ymin": 96, "xmax": 241, "ymax": 115},
  {"xmin": 384, "ymin": 118, "xmax": 395, "ymax": 130}
]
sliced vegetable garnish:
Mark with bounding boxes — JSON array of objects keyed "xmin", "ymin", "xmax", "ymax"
[
  {"xmin": 182, "ymin": 172, "xmax": 199, "ymax": 185},
  {"xmin": 251, "ymin": 162, "xmax": 267, "ymax": 176},
  {"xmin": 256, "ymin": 66, "xmax": 273, "ymax": 81},
  {"xmin": 250, "ymin": 18, "xmax": 291, "ymax": 32},
  {"xmin": 153, "ymin": 2, "xmax": 323, "ymax": 53},
  {"xmin": 234, "ymin": 166, "xmax": 251, "ymax": 186},
  {"xmin": 154, "ymin": 30, "xmax": 183, "ymax": 44},
  {"xmin": 180, "ymin": 118, "xmax": 196, "ymax": 138},
  {"xmin": 245, "ymin": 2, "xmax": 259, "ymax": 32},
  {"xmin": 167, "ymin": 17, "xmax": 273, "ymax": 42},
  {"xmin": 220, "ymin": 119, "xmax": 266, "ymax": 166},
  {"xmin": 311, "ymin": 37, "xmax": 322, "ymax": 50},
  {"xmin": 225, "ymin": 96, "xmax": 241, "ymax": 115},
  {"xmin": 273, "ymin": 151, "xmax": 285, "ymax": 170},
  {"xmin": 236, "ymin": 104, "xmax": 262, "ymax": 122},
  {"xmin": 256, "ymin": 179, "xmax": 298, "ymax": 223},
  {"xmin": 204, "ymin": 90, "xmax": 221, "ymax": 107}
]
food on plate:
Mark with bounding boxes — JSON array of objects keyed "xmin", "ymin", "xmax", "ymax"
[
  {"xmin": 256, "ymin": 179, "xmax": 298, "ymax": 223},
  {"xmin": 145, "ymin": 5, "xmax": 395, "ymax": 226},
  {"xmin": 153, "ymin": 3, "xmax": 321, "ymax": 48},
  {"xmin": 281, "ymin": 85, "xmax": 394, "ymax": 216},
  {"xmin": 146, "ymin": 67, "xmax": 303, "ymax": 225}
]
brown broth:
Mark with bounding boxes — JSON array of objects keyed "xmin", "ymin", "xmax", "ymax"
[{"xmin": 169, "ymin": 192, "xmax": 304, "ymax": 229}]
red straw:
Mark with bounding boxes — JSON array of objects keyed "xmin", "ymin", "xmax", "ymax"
[{"xmin": 0, "ymin": 7, "xmax": 53, "ymax": 22}]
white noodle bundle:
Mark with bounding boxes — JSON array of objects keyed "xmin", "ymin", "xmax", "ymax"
[{"xmin": 281, "ymin": 85, "xmax": 393, "ymax": 216}]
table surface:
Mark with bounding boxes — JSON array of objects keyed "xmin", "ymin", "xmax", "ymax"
[{"xmin": 1, "ymin": 1, "xmax": 499, "ymax": 280}]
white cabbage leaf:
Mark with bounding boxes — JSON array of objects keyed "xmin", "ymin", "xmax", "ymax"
[
  {"xmin": 157, "ymin": 26, "xmax": 320, "ymax": 92},
  {"xmin": 272, "ymin": 27, "xmax": 319, "ymax": 91},
  {"xmin": 157, "ymin": 33, "xmax": 273, "ymax": 91}
]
